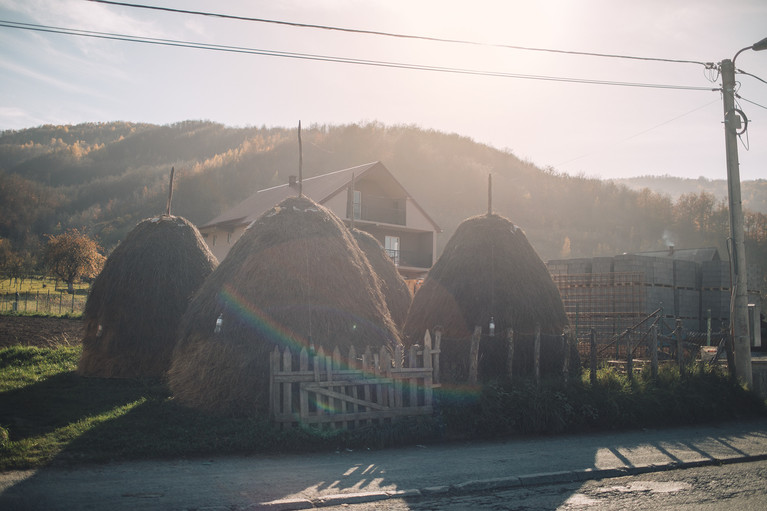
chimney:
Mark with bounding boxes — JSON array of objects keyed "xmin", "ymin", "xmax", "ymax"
[
  {"xmin": 289, "ymin": 175, "xmax": 298, "ymax": 188},
  {"xmin": 668, "ymin": 244, "xmax": 675, "ymax": 256}
]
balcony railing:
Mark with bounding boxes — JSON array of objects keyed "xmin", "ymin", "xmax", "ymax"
[{"xmin": 385, "ymin": 249, "xmax": 432, "ymax": 269}]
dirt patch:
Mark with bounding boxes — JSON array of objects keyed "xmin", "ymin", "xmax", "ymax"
[{"xmin": 0, "ymin": 315, "xmax": 83, "ymax": 349}]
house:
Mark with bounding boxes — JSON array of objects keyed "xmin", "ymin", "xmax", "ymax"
[{"xmin": 198, "ymin": 161, "xmax": 441, "ymax": 280}]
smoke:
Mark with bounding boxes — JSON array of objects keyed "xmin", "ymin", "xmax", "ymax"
[{"xmin": 662, "ymin": 229, "xmax": 677, "ymax": 249}]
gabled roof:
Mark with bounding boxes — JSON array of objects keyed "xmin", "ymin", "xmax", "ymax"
[{"xmin": 200, "ymin": 161, "xmax": 440, "ymax": 232}]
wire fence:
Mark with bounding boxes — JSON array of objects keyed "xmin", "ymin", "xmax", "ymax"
[{"xmin": 0, "ymin": 289, "xmax": 88, "ymax": 316}]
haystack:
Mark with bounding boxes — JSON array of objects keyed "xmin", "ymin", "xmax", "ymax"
[
  {"xmin": 403, "ymin": 213, "xmax": 573, "ymax": 381},
  {"xmin": 78, "ymin": 215, "xmax": 218, "ymax": 379},
  {"xmin": 351, "ymin": 228, "xmax": 412, "ymax": 330},
  {"xmin": 168, "ymin": 196, "xmax": 401, "ymax": 416}
]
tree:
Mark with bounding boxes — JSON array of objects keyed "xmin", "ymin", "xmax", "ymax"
[
  {"xmin": 0, "ymin": 238, "xmax": 20, "ymax": 281},
  {"xmin": 43, "ymin": 229, "xmax": 105, "ymax": 293}
]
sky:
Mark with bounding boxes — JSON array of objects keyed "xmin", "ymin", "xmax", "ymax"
[{"xmin": 1, "ymin": 0, "xmax": 766, "ymax": 181}]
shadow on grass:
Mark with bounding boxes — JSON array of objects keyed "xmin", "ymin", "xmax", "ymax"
[
  {"xmin": 0, "ymin": 371, "xmax": 158, "ymax": 443},
  {"xmin": 52, "ymin": 395, "xmax": 277, "ymax": 465}
]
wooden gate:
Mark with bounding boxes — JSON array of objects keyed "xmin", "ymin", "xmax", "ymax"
[{"xmin": 270, "ymin": 331, "xmax": 439, "ymax": 429}]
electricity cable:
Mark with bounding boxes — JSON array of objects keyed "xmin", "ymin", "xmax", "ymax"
[
  {"xmin": 736, "ymin": 95, "xmax": 767, "ymax": 110},
  {"xmin": 736, "ymin": 68, "xmax": 767, "ymax": 86},
  {"xmin": 0, "ymin": 20, "xmax": 718, "ymax": 91},
  {"xmin": 87, "ymin": 0, "xmax": 711, "ymax": 67},
  {"xmin": 554, "ymin": 99, "xmax": 720, "ymax": 168}
]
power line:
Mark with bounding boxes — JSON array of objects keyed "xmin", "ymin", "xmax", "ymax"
[
  {"xmin": 88, "ymin": 0, "xmax": 711, "ymax": 67},
  {"xmin": 736, "ymin": 95, "xmax": 767, "ymax": 111},
  {"xmin": 0, "ymin": 20, "xmax": 718, "ymax": 92},
  {"xmin": 736, "ymin": 68, "xmax": 767, "ymax": 86},
  {"xmin": 554, "ymin": 99, "xmax": 721, "ymax": 168}
]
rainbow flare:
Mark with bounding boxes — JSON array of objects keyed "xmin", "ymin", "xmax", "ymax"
[
  {"xmin": 218, "ymin": 283, "xmax": 309, "ymax": 353},
  {"xmin": 215, "ymin": 285, "xmax": 481, "ymax": 419}
]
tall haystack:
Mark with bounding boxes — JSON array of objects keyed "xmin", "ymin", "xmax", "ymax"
[
  {"xmin": 78, "ymin": 215, "xmax": 218, "ymax": 379},
  {"xmin": 351, "ymin": 228, "xmax": 412, "ymax": 330},
  {"xmin": 403, "ymin": 213, "xmax": 572, "ymax": 381},
  {"xmin": 168, "ymin": 196, "xmax": 401, "ymax": 416}
]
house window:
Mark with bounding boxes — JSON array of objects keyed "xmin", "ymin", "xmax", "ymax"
[
  {"xmin": 227, "ymin": 232, "xmax": 232, "ymax": 244},
  {"xmin": 353, "ymin": 190, "xmax": 362, "ymax": 220},
  {"xmin": 212, "ymin": 235, "xmax": 217, "ymax": 247},
  {"xmin": 385, "ymin": 236, "xmax": 400, "ymax": 266}
]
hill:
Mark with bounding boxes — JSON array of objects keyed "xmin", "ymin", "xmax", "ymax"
[
  {"xmin": 1, "ymin": 121, "xmax": 766, "ymax": 294},
  {"xmin": 613, "ymin": 175, "xmax": 767, "ymax": 215}
]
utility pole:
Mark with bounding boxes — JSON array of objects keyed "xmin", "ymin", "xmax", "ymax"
[
  {"xmin": 297, "ymin": 121, "xmax": 303, "ymax": 197},
  {"xmin": 720, "ymin": 57, "xmax": 751, "ymax": 387},
  {"xmin": 720, "ymin": 37, "xmax": 767, "ymax": 387}
]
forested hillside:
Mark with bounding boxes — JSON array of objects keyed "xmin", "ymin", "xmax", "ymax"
[
  {"xmin": 613, "ymin": 175, "xmax": 767, "ymax": 215},
  {"xmin": 1, "ymin": 121, "xmax": 766, "ymax": 293}
]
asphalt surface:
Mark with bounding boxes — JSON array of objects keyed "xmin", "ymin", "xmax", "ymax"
[{"xmin": 1, "ymin": 418, "xmax": 766, "ymax": 510}]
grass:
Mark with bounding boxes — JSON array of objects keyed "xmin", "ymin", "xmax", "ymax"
[
  {"xmin": 1, "ymin": 341, "xmax": 766, "ymax": 472},
  {"xmin": 0, "ymin": 276, "xmax": 91, "ymax": 294}
]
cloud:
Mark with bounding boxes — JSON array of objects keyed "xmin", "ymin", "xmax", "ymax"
[
  {"xmin": 1, "ymin": 0, "xmax": 164, "ymax": 36},
  {"xmin": 0, "ymin": 58, "xmax": 99, "ymax": 95},
  {"xmin": 0, "ymin": 106, "xmax": 47, "ymax": 129}
]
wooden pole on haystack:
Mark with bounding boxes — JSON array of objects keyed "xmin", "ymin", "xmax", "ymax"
[
  {"xmin": 297, "ymin": 121, "xmax": 303, "ymax": 197},
  {"xmin": 487, "ymin": 173, "xmax": 493, "ymax": 215},
  {"xmin": 165, "ymin": 167, "xmax": 175, "ymax": 216}
]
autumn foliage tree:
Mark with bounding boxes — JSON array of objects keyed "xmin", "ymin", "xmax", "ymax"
[{"xmin": 43, "ymin": 229, "xmax": 105, "ymax": 293}]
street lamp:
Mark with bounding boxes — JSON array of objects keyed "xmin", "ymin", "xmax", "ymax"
[{"xmin": 720, "ymin": 36, "xmax": 767, "ymax": 387}]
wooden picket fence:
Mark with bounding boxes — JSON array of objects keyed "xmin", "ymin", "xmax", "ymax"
[{"xmin": 269, "ymin": 331, "xmax": 440, "ymax": 429}]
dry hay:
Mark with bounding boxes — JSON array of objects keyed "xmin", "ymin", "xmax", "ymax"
[
  {"xmin": 351, "ymin": 228, "xmax": 412, "ymax": 330},
  {"xmin": 168, "ymin": 196, "xmax": 401, "ymax": 416},
  {"xmin": 78, "ymin": 215, "xmax": 217, "ymax": 379},
  {"xmin": 403, "ymin": 213, "xmax": 573, "ymax": 382}
]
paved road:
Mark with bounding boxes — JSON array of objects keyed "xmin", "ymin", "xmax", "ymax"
[
  {"xmin": 1, "ymin": 419, "xmax": 766, "ymax": 510},
  {"xmin": 319, "ymin": 459, "xmax": 767, "ymax": 510}
]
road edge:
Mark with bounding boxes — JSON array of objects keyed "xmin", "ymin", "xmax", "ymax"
[{"xmin": 255, "ymin": 453, "xmax": 767, "ymax": 510}]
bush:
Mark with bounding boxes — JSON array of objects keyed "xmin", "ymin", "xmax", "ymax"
[{"xmin": 434, "ymin": 363, "xmax": 766, "ymax": 440}]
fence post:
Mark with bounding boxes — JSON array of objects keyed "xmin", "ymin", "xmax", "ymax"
[
  {"xmin": 284, "ymin": 348, "xmax": 294, "ymax": 418},
  {"xmin": 422, "ymin": 330, "xmax": 433, "ymax": 408},
  {"xmin": 616, "ymin": 328, "xmax": 621, "ymax": 359},
  {"xmin": 651, "ymin": 324, "xmax": 659, "ymax": 380},
  {"xmin": 269, "ymin": 346, "xmax": 280, "ymax": 421},
  {"xmin": 433, "ymin": 327, "xmax": 442, "ymax": 385},
  {"xmin": 506, "ymin": 328, "xmax": 515, "ymax": 381},
  {"xmin": 626, "ymin": 328, "xmax": 633, "ymax": 381},
  {"xmin": 469, "ymin": 326, "xmax": 481, "ymax": 385},
  {"xmin": 562, "ymin": 328, "xmax": 570, "ymax": 384},
  {"xmin": 675, "ymin": 319, "xmax": 684, "ymax": 374},
  {"xmin": 300, "ymin": 347, "xmax": 309, "ymax": 421},
  {"xmin": 590, "ymin": 328, "xmax": 597, "ymax": 386},
  {"xmin": 534, "ymin": 324, "xmax": 541, "ymax": 388},
  {"xmin": 423, "ymin": 330, "xmax": 432, "ymax": 372}
]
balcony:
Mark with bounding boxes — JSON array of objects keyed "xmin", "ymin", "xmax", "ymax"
[
  {"xmin": 357, "ymin": 196, "xmax": 406, "ymax": 226},
  {"xmin": 385, "ymin": 249, "xmax": 432, "ymax": 270}
]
